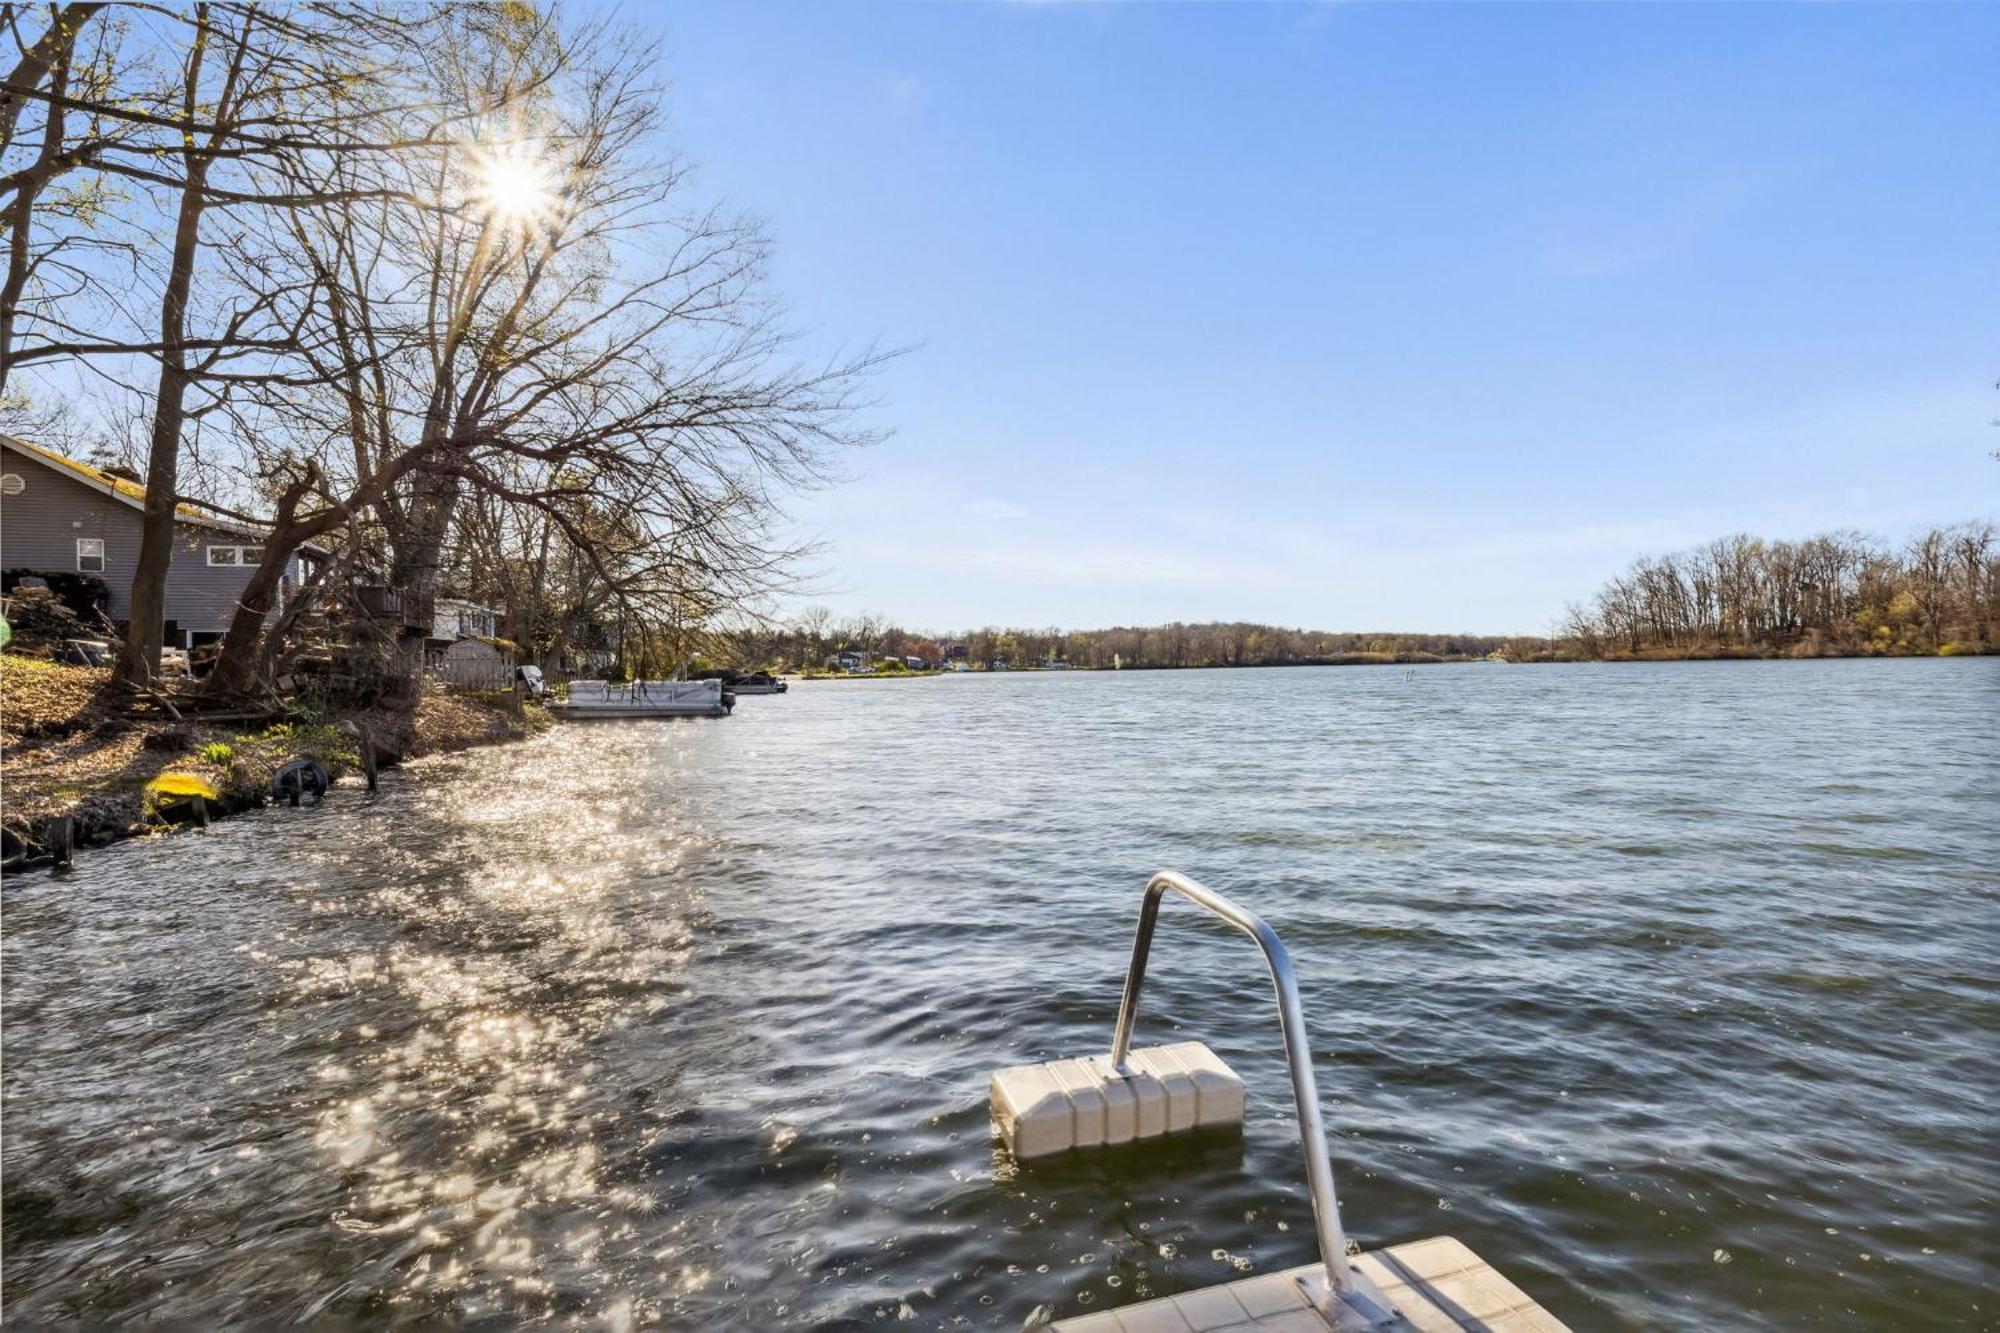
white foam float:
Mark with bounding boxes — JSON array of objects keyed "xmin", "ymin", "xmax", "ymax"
[{"xmin": 990, "ymin": 1041, "xmax": 1245, "ymax": 1159}]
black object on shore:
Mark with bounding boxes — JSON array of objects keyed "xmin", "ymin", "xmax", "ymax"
[
  {"xmin": 271, "ymin": 759, "xmax": 331, "ymax": 807},
  {"xmin": 48, "ymin": 816, "xmax": 74, "ymax": 870}
]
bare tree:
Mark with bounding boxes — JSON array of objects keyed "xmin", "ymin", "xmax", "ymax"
[
  {"xmin": 0, "ymin": 2, "xmax": 130, "ymax": 407},
  {"xmin": 1565, "ymin": 523, "xmax": 1998, "ymax": 658},
  {"xmin": 201, "ymin": 11, "xmax": 886, "ymax": 696},
  {"xmin": 2, "ymin": 3, "xmax": 456, "ymax": 683}
]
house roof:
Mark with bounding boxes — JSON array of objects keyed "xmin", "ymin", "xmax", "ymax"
[{"xmin": 1, "ymin": 433, "xmax": 326, "ymax": 551}]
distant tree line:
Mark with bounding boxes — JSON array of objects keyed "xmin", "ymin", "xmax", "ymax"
[
  {"xmin": 1562, "ymin": 523, "xmax": 1996, "ymax": 658},
  {"xmin": 714, "ymin": 521, "xmax": 1997, "ymax": 672},
  {"xmin": 721, "ymin": 610, "xmax": 1552, "ymax": 672},
  {"xmin": 964, "ymin": 624, "xmax": 1547, "ymax": 669}
]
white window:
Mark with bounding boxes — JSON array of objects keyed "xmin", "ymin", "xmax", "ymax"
[
  {"xmin": 76, "ymin": 537, "xmax": 104, "ymax": 572},
  {"xmin": 207, "ymin": 545, "xmax": 267, "ymax": 567}
]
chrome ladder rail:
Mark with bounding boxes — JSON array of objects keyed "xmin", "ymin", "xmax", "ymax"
[{"xmin": 1107, "ymin": 871, "xmax": 1393, "ymax": 1323}]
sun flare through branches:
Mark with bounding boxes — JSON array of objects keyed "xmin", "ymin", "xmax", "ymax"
[{"xmin": 471, "ymin": 141, "xmax": 559, "ymax": 230}]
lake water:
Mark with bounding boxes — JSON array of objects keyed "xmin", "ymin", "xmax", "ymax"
[{"xmin": 3, "ymin": 659, "xmax": 1995, "ymax": 1329}]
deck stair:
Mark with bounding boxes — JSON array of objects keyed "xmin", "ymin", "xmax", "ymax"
[{"xmin": 998, "ymin": 872, "xmax": 1568, "ymax": 1333}]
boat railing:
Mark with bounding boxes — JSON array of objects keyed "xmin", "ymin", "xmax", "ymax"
[
  {"xmin": 1108, "ymin": 871, "xmax": 1365, "ymax": 1308},
  {"xmin": 563, "ymin": 679, "xmax": 720, "ymax": 704}
]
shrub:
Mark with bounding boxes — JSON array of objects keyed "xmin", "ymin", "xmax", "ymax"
[{"xmin": 200, "ymin": 742, "xmax": 234, "ymax": 764}]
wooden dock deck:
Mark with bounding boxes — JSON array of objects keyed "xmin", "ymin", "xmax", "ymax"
[{"xmin": 1051, "ymin": 1235, "xmax": 1568, "ymax": 1333}]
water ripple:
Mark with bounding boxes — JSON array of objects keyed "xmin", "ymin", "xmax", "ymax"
[{"xmin": 3, "ymin": 658, "xmax": 1996, "ymax": 1329}]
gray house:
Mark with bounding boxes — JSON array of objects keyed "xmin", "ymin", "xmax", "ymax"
[
  {"xmin": 430, "ymin": 596, "xmax": 500, "ymax": 646},
  {"xmin": 0, "ymin": 434, "xmax": 314, "ymax": 647}
]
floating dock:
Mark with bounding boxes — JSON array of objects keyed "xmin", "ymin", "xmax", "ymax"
[
  {"xmin": 991, "ymin": 1041, "xmax": 1245, "ymax": 1159},
  {"xmin": 1001, "ymin": 872, "xmax": 1572, "ymax": 1333},
  {"xmin": 1051, "ymin": 1235, "xmax": 1569, "ymax": 1332}
]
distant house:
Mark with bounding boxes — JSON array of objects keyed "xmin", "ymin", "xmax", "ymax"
[
  {"xmin": 562, "ymin": 627, "xmax": 618, "ymax": 676},
  {"xmin": 423, "ymin": 596, "xmax": 508, "ymax": 685},
  {"xmin": 0, "ymin": 434, "xmax": 319, "ymax": 648},
  {"xmin": 904, "ymin": 655, "xmax": 930, "ymax": 670},
  {"xmin": 430, "ymin": 636, "xmax": 510, "ymax": 687},
  {"xmin": 827, "ymin": 649, "xmax": 871, "ymax": 673},
  {"xmin": 430, "ymin": 596, "xmax": 500, "ymax": 646}
]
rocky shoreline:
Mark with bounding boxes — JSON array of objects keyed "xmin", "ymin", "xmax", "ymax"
[{"xmin": 1, "ymin": 658, "xmax": 550, "ymax": 872}]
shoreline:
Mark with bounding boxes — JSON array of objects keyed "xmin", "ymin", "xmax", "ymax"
[
  {"xmin": 1, "ymin": 658, "xmax": 550, "ymax": 874},
  {"xmin": 9, "ymin": 646, "xmax": 1987, "ymax": 870},
  {"xmin": 816, "ymin": 645, "xmax": 1994, "ymax": 675},
  {"xmin": 794, "ymin": 668, "xmax": 945, "ymax": 681}
]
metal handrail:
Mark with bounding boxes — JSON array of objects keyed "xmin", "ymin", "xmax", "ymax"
[{"xmin": 1107, "ymin": 871, "xmax": 1367, "ymax": 1309}]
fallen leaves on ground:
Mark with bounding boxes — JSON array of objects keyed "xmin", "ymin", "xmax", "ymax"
[{"xmin": 1, "ymin": 657, "xmax": 111, "ymax": 746}]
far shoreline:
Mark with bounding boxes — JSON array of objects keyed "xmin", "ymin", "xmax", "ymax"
[{"xmin": 793, "ymin": 646, "xmax": 1993, "ymax": 679}]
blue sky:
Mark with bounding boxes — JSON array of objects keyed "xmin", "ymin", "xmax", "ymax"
[{"xmin": 624, "ymin": 2, "xmax": 1996, "ymax": 634}]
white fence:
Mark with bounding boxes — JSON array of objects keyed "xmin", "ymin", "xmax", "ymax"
[{"xmin": 428, "ymin": 648, "xmax": 514, "ymax": 690}]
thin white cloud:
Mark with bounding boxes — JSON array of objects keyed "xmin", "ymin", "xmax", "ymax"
[
  {"xmin": 962, "ymin": 496, "xmax": 1028, "ymax": 521},
  {"xmin": 934, "ymin": 541, "xmax": 1291, "ymax": 591}
]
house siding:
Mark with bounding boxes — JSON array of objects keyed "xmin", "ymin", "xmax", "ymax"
[
  {"xmin": 0, "ymin": 440, "xmax": 299, "ymax": 640},
  {"xmin": 431, "ymin": 598, "xmax": 499, "ymax": 642}
]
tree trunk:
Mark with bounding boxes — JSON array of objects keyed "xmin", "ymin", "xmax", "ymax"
[
  {"xmin": 116, "ymin": 7, "xmax": 215, "ymax": 688},
  {"xmin": 205, "ymin": 446, "xmax": 437, "ymax": 696},
  {"xmin": 0, "ymin": 3, "xmax": 103, "ymax": 154},
  {"xmin": 116, "ymin": 177, "xmax": 204, "ymax": 685},
  {"xmin": 385, "ymin": 468, "xmax": 461, "ymax": 684},
  {"xmin": 0, "ymin": 19, "xmax": 75, "ymax": 401},
  {"xmin": 203, "ymin": 549, "xmax": 291, "ymax": 695}
]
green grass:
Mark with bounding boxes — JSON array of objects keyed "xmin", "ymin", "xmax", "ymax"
[{"xmin": 3, "ymin": 655, "xmax": 70, "ymax": 675}]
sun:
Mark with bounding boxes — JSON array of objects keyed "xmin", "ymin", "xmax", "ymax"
[{"xmin": 474, "ymin": 143, "xmax": 557, "ymax": 226}]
